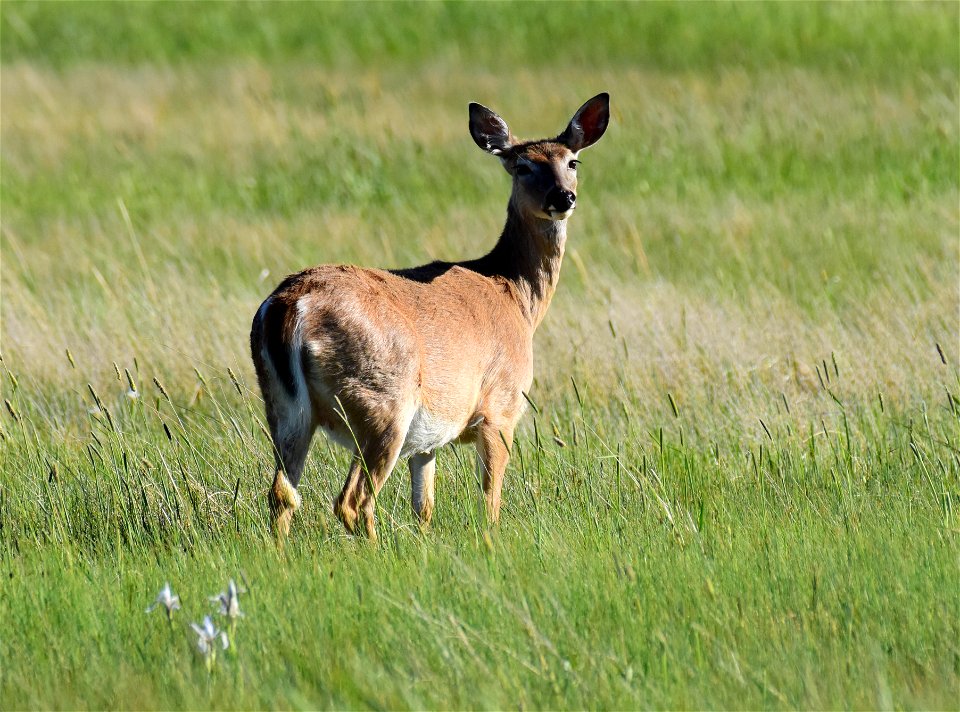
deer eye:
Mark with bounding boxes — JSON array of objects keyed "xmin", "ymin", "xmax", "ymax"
[
  {"xmin": 515, "ymin": 164, "xmax": 532, "ymax": 177},
  {"xmin": 568, "ymin": 160, "xmax": 581, "ymax": 171}
]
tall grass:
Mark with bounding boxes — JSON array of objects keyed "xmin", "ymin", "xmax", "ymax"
[
  {"xmin": 3, "ymin": 2, "xmax": 956, "ymax": 77},
  {"xmin": 1, "ymin": 2, "xmax": 958, "ymax": 709}
]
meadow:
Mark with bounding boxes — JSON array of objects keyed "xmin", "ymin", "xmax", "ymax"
[{"xmin": 1, "ymin": 2, "xmax": 958, "ymax": 708}]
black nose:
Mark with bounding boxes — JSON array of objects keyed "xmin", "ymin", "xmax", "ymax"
[{"xmin": 544, "ymin": 188, "xmax": 576, "ymax": 212}]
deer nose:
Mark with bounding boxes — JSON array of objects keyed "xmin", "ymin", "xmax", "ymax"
[{"xmin": 544, "ymin": 188, "xmax": 576, "ymax": 213}]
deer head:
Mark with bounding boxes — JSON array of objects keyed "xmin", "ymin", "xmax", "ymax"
[{"xmin": 469, "ymin": 93, "xmax": 610, "ymax": 222}]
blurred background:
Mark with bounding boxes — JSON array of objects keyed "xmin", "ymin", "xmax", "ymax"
[{"xmin": 2, "ymin": 0, "xmax": 957, "ymax": 429}]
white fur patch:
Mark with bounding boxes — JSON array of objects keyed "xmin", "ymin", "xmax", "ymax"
[{"xmin": 401, "ymin": 407, "xmax": 463, "ymax": 458}]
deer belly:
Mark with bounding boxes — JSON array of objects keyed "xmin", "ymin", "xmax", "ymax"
[{"xmin": 401, "ymin": 407, "xmax": 464, "ymax": 457}]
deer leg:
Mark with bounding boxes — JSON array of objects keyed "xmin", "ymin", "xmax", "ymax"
[
  {"xmin": 333, "ymin": 454, "xmax": 364, "ymax": 534},
  {"xmin": 335, "ymin": 429, "xmax": 406, "ymax": 540},
  {"xmin": 267, "ymin": 418, "xmax": 314, "ymax": 538},
  {"xmin": 477, "ymin": 423, "xmax": 513, "ymax": 523},
  {"xmin": 355, "ymin": 431, "xmax": 406, "ymax": 541},
  {"xmin": 409, "ymin": 451, "xmax": 437, "ymax": 526}
]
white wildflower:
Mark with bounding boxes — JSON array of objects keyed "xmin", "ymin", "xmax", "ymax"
[
  {"xmin": 125, "ymin": 388, "xmax": 139, "ymax": 400},
  {"xmin": 191, "ymin": 615, "xmax": 229, "ymax": 658},
  {"xmin": 146, "ymin": 582, "xmax": 181, "ymax": 621},
  {"xmin": 210, "ymin": 579, "xmax": 243, "ymax": 619}
]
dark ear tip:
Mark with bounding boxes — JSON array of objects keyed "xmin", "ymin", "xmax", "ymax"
[{"xmin": 469, "ymin": 102, "xmax": 492, "ymax": 117}]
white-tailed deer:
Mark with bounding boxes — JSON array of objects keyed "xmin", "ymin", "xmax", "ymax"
[{"xmin": 251, "ymin": 93, "xmax": 609, "ymax": 538}]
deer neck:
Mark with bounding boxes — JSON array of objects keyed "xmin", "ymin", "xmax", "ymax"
[{"xmin": 480, "ymin": 200, "xmax": 567, "ymax": 330}]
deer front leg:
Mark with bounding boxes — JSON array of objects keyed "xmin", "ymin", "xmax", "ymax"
[
  {"xmin": 409, "ymin": 451, "xmax": 437, "ymax": 526},
  {"xmin": 477, "ymin": 424, "xmax": 513, "ymax": 523}
]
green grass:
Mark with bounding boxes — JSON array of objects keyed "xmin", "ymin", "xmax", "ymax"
[
  {"xmin": 3, "ymin": 1, "xmax": 956, "ymax": 77},
  {"xmin": 1, "ymin": 2, "xmax": 958, "ymax": 709},
  {"xmin": 3, "ymin": 375, "xmax": 958, "ymax": 709}
]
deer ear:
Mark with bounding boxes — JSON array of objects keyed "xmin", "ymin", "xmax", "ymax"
[
  {"xmin": 559, "ymin": 93, "xmax": 610, "ymax": 152},
  {"xmin": 469, "ymin": 103, "xmax": 514, "ymax": 155}
]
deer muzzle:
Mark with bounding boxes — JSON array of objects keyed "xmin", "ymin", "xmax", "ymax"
[{"xmin": 543, "ymin": 188, "xmax": 576, "ymax": 219}]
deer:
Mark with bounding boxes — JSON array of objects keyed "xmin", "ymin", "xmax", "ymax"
[{"xmin": 250, "ymin": 93, "xmax": 610, "ymax": 539}]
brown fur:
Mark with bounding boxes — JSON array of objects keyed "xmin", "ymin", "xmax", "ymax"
[{"xmin": 251, "ymin": 94, "xmax": 609, "ymax": 539}]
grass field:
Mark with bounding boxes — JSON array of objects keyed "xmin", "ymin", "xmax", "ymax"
[{"xmin": 1, "ymin": 2, "xmax": 958, "ymax": 709}]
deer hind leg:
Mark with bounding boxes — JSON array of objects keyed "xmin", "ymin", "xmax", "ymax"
[
  {"xmin": 333, "ymin": 454, "xmax": 364, "ymax": 535},
  {"xmin": 253, "ymin": 297, "xmax": 316, "ymax": 538},
  {"xmin": 334, "ymin": 425, "xmax": 407, "ymax": 540},
  {"xmin": 267, "ymin": 411, "xmax": 315, "ymax": 538},
  {"xmin": 358, "ymin": 433, "xmax": 406, "ymax": 541},
  {"xmin": 409, "ymin": 451, "xmax": 437, "ymax": 526},
  {"xmin": 477, "ymin": 423, "xmax": 514, "ymax": 523}
]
